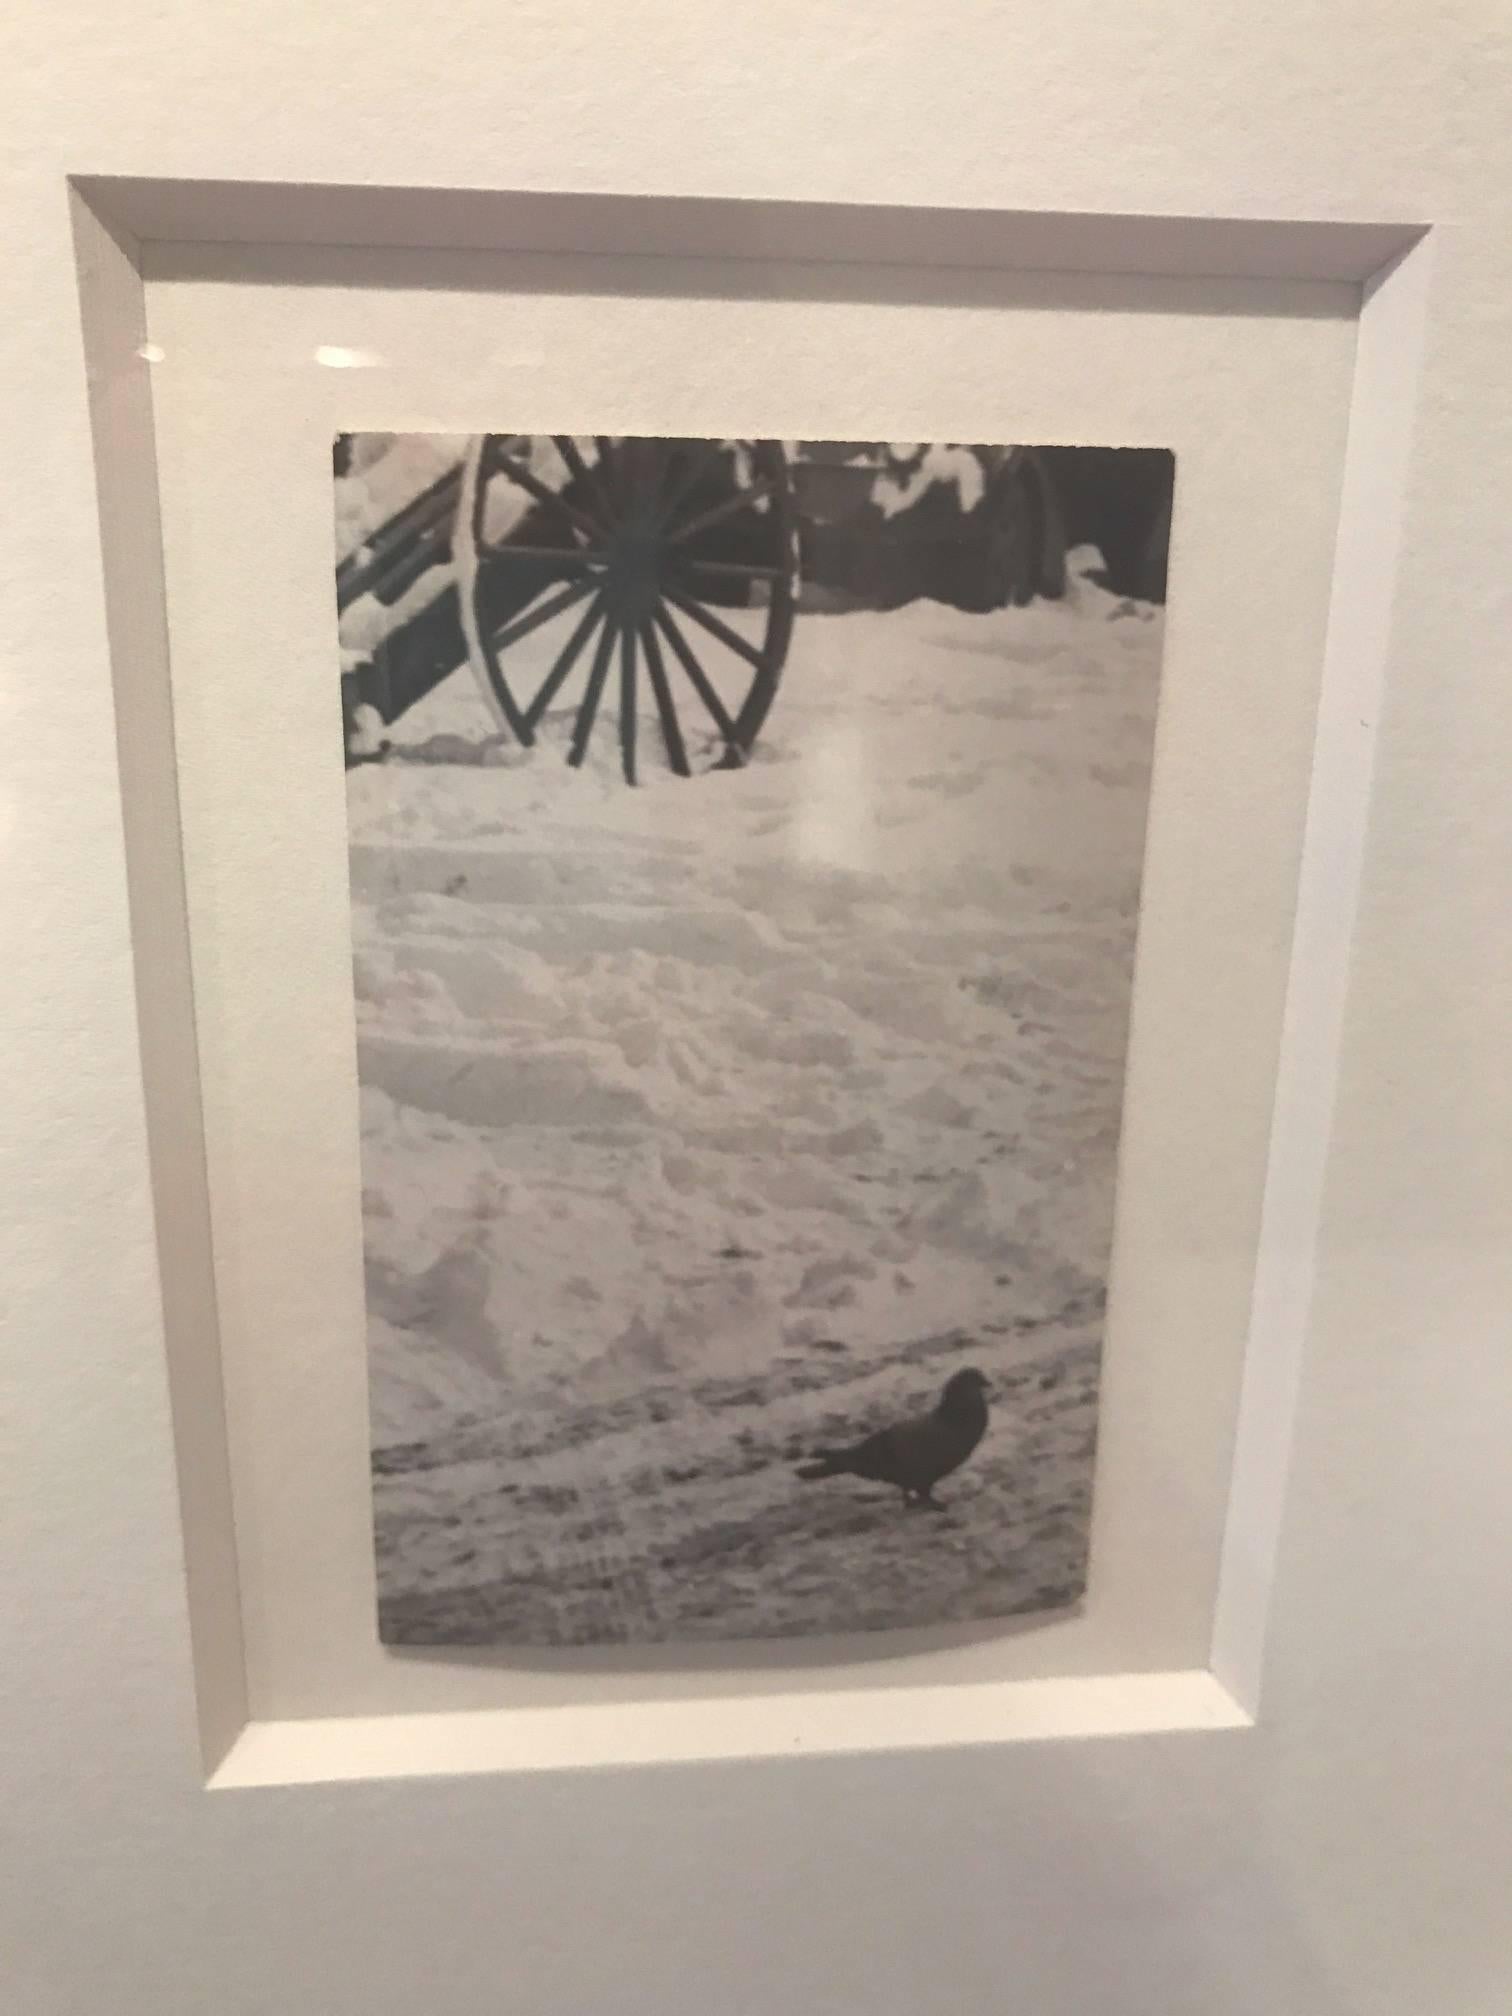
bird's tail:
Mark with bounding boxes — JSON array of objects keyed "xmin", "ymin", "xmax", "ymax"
[{"xmin": 795, "ymin": 1449, "xmax": 847, "ymax": 1480}]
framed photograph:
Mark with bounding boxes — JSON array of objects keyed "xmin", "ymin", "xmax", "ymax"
[
  {"xmin": 337, "ymin": 431, "xmax": 1174, "ymax": 1649},
  {"xmin": 29, "ymin": 80, "xmax": 1483, "ymax": 2005},
  {"xmin": 128, "ymin": 208, "xmax": 1388, "ymax": 1756}
]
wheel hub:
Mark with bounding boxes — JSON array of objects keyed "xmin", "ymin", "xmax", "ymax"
[{"xmin": 603, "ymin": 513, "xmax": 665, "ymax": 624}]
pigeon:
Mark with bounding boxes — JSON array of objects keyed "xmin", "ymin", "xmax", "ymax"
[{"xmin": 795, "ymin": 1367, "xmax": 990, "ymax": 1508}]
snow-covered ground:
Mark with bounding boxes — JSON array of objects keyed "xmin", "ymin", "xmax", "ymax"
[{"xmin": 347, "ymin": 555, "xmax": 1162, "ymax": 1646}]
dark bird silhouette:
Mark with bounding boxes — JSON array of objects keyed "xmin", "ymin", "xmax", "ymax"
[{"xmin": 795, "ymin": 1368, "xmax": 990, "ymax": 1508}]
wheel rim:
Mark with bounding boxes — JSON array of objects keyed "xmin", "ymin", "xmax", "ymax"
[{"xmin": 455, "ymin": 436, "xmax": 796, "ymax": 781}]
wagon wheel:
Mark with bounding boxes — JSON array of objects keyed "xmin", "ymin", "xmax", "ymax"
[{"xmin": 455, "ymin": 436, "xmax": 797, "ymax": 782}]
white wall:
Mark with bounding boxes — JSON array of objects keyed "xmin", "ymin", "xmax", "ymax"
[{"xmin": 2, "ymin": 6, "xmax": 1510, "ymax": 2013}]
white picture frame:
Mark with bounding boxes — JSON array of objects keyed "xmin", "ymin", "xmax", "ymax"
[
  {"xmin": 7, "ymin": 18, "xmax": 1505, "ymax": 2005},
  {"xmin": 77, "ymin": 179, "xmax": 1422, "ymax": 1780}
]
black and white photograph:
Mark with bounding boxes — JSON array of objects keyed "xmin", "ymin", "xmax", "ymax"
[{"xmin": 334, "ymin": 432, "xmax": 1174, "ymax": 1649}]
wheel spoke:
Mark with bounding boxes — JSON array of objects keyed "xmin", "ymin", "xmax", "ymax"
[
  {"xmin": 488, "ymin": 575, "xmax": 597, "ymax": 657},
  {"xmin": 619, "ymin": 625, "xmax": 639, "ymax": 786},
  {"xmin": 639, "ymin": 619, "xmax": 691, "ymax": 777},
  {"xmin": 568, "ymin": 612, "xmax": 619, "ymax": 768},
  {"xmin": 521, "ymin": 591, "xmax": 606, "ymax": 734},
  {"xmin": 676, "ymin": 555, "xmax": 789, "ymax": 585},
  {"xmin": 657, "ymin": 440, "xmax": 728, "ymax": 523},
  {"xmin": 637, "ymin": 439, "xmax": 663, "ymax": 501},
  {"xmin": 665, "ymin": 476, "xmax": 777, "ymax": 549},
  {"xmin": 481, "ymin": 540, "xmax": 601, "ymax": 570},
  {"xmin": 552, "ymin": 436, "xmax": 614, "ymax": 527},
  {"xmin": 653, "ymin": 604, "xmax": 741, "ymax": 751},
  {"xmin": 487, "ymin": 442, "xmax": 600, "ymax": 543},
  {"xmin": 594, "ymin": 437, "xmax": 624, "ymax": 509},
  {"xmin": 662, "ymin": 585, "xmax": 767, "ymax": 672},
  {"xmin": 621, "ymin": 437, "xmax": 658, "ymax": 505},
  {"xmin": 642, "ymin": 438, "xmax": 672, "ymax": 509}
]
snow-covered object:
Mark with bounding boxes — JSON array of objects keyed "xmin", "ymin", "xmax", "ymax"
[
  {"xmin": 333, "ymin": 433, "xmax": 469, "ymax": 565},
  {"xmin": 874, "ymin": 444, "xmax": 987, "ymax": 519}
]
